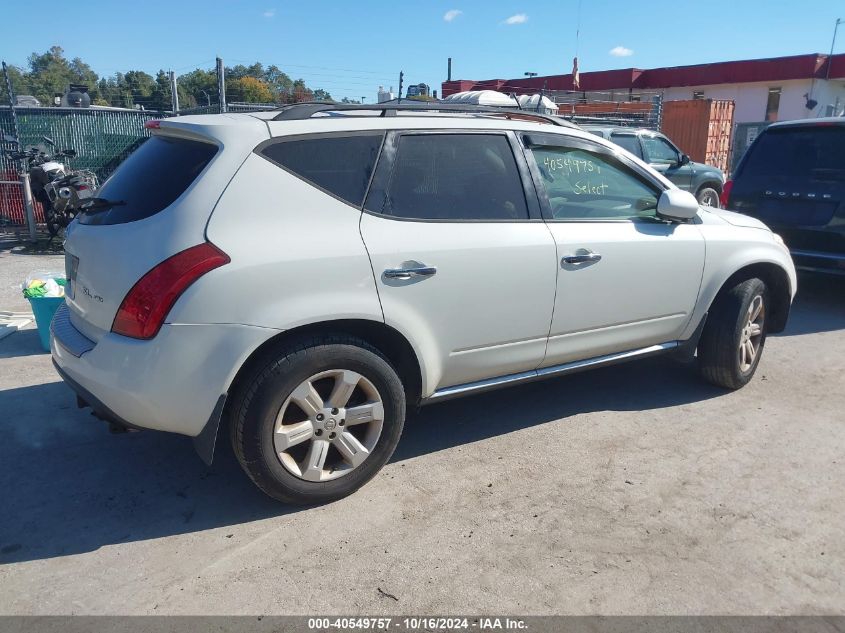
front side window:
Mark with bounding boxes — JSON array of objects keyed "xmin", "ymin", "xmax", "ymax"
[
  {"xmin": 529, "ymin": 144, "xmax": 660, "ymax": 221},
  {"xmin": 260, "ymin": 134, "xmax": 384, "ymax": 207},
  {"xmin": 641, "ymin": 136, "xmax": 679, "ymax": 165},
  {"xmin": 610, "ymin": 133, "xmax": 643, "ymax": 159},
  {"xmin": 372, "ymin": 134, "xmax": 529, "ymax": 221}
]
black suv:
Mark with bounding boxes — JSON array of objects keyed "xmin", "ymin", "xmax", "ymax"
[{"xmin": 726, "ymin": 118, "xmax": 845, "ymax": 275}]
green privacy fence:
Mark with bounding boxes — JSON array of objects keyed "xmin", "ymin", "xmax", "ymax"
[
  {"xmin": 0, "ymin": 103, "xmax": 288, "ymax": 227},
  {"xmin": 1, "ymin": 102, "xmax": 277, "ymax": 181},
  {"xmin": 1, "ymin": 106, "xmax": 164, "ymax": 226},
  {"xmin": 0, "ymin": 106, "xmax": 160, "ymax": 180}
]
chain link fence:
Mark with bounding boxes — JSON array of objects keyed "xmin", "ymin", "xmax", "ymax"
[
  {"xmin": 549, "ymin": 91, "xmax": 663, "ymax": 130},
  {"xmin": 0, "ymin": 106, "xmax": 159, "ymax": 229}
]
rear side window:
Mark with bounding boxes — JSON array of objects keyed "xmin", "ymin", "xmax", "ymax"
[
  {"xmin": 610, "ymin": 133, "xmax": 643, "ymax": 159},
  {"xmin": 79, "ymin": 136, "xmax": 217, "ymax": 225},
  {"xmin": 260, "ymin": 134, "xmax": 384, "ymax": 207},
  {"xmin": 371, "ymin": 134, "xmax": 529, "ymax": 221},
  {"xmin": 739, "ymin": 126, "xmax": 845, "ymax": 185}
]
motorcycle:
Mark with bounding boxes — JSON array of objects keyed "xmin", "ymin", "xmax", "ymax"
[{"xmin": 2, "ymin": 135, "xmax": 98, "ymax": 238}]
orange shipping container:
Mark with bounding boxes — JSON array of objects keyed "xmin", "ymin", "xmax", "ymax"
[{"xmin": 661, "ymin": 99, "xmax": 735, "ymax": 173}]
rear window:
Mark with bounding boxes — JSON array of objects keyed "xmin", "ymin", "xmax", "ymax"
[
  {"xmin": 260, "ymin": 134, "xmax": 384, "ymax": 207},
  {"xmin": 79, "ymin": 135, "xmax": 218, "ymax": 225},
  {"xmin": 739, "ymin": 125, "xmax": 845, "ymax": 185}
]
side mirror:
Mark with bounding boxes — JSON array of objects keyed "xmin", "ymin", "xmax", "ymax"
[
  {"xmin": 657, "ymin": 188, "xmax": 699, "ymax": 221},
  {"xmin": 679, "ymin": 153, "xmax": 690, "ymax": 166}
]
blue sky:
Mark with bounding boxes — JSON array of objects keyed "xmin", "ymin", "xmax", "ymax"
[{"xmin": 2, "ymin": 0, "xmax": 843, "ymax": 101}]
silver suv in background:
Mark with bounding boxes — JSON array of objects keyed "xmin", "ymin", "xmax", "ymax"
[
  {"xmin": 583, "ymin": 125, "xmax": 726, "ymax": 208},
  {"xmin": 51, "ymin": 103, "xmax": 795, "ymax": 505}
]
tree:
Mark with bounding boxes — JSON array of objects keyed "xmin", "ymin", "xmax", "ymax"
[
  {"xmin": 178, "ymin": 68, "xmax": 217, "ymax": 107},
  {"xmin": 1, "ymin": 48, "xmax": 333, "ymax": 111},
  {"xmin": 23, "ymin": 46, "xmax": 102, "ymax": 105},
  {"xmin": 227, "ymin": 76, "xmax": 273, "ymax": 103},
  {"xmin": 0, "ymin": 64, "xmax": 30, "ymax": 104},
  {"xmin": 97, "ymin": 70, "xmax": 157, "ymax": 108}
]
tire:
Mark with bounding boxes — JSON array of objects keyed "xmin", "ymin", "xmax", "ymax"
[
  {"xmin": 696, "ymin": 186, "xmax": 721, "ymax": 208},
  {"xmin": 229, "ymin": 335, "xmax": 406, "ymax": 505},
  {"xmin": 698, "ymin": 277, "xmax": 768, "ymax": 390}
]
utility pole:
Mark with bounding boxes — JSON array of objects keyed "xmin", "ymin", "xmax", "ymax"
[
  {"xmin": 827, "ymin": 18, "xmax": 843, "ymax": 80},
  {"xmin": 169, "ymin": 70, "xmax": 179, "ymax": 115},
  {"xmin": 398, "ymin": 71, "xmax": 404, "ymax": 104},
  {"xmin": 216, "ymin": 57, "xmax": 227, "ymax": 113},
  {"xmin": 361, "ymin": 96, "xmax": 366, "ymax": 104}
]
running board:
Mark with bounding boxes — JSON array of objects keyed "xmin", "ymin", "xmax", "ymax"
[{"xmin": 425, "ymin": 342, "xmax": 679, "ymax": 404}]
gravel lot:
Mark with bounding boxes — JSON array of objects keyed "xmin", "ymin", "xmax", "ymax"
[{"xmin": 0, "ymin": 237, "xmax": 843, "ymax": 615}]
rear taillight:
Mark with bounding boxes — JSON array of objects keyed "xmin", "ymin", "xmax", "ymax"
[
  {"xmin": 144, "ymin": 119, "xmax": 162, "ymax": 130},
  {"xmin": 720, "ymin": 180, "xmax": 733, "ymax": 208},
  {"xmin": 112, "ymin": 242, "xmax": 230, "ymax": 339}
]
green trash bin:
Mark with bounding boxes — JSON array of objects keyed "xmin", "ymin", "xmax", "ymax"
[{"xmin": 28, "ymin": 296, "xmax": 65, "ymax": 352}]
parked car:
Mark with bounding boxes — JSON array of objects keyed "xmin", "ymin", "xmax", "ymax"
[
  {"xmin": 51, "ymin": 103, "xmax": 796, "ymax": 505},
  {"xmin": 583, "ymin": 125, "xmax": 725, "ymax": 208},
  {"xmin": 724, "ymin": 117, "xmax": 845, "ymax": 275}
]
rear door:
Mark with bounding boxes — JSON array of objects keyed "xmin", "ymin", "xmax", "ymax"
[
  {"xmin": 360, "ymin": 130, "xmax": 557, "ymax": 392},
  {"xmin": 519, "ymin": 132, "xmax": 705, "ymax": 365}
]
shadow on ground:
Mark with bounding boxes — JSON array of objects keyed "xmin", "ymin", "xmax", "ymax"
[
  {"xmin": 0, "ymin": 354, "xmax": 719, "ymax": 565},
  {"xmin": 775, "ymin": 273, "xmax": 845, "ymax": 337},
  {"xmin": 0, "ymin": 270, "xmax": 841, "ymax": 564},
  {"xmin": 0, "ymin": 234, "xmax": 64, "ymax": 256},
  {"xmin": 0, "ymin": 328, "xmax": 45, "ymax": 359}
]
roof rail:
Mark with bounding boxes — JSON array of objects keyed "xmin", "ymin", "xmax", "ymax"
[{"xmin": 270, "ymin": 101, "xmax": 576, "ymax": 128}]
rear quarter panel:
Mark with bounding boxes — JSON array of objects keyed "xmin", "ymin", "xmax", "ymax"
[
  {"xmin": 170, "ymin": 153, "xmax": 384, "ymax": 330},
  {"xmin": 64, "ymin": 123, "xmax": 268, "ymax": 342}
]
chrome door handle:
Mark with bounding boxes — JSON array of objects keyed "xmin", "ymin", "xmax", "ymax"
[
  {"xmin": 562, "ymin": 252, "xmax": 602, "ymax": 265},
  {"xmin": 383, "ymin": 266, "xmax": 437, "ymax": 280}
]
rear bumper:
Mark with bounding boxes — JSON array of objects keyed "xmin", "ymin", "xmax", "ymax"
[{"xmin": 51, "ymin": 306, "xmax": 277, "ymax": 437}]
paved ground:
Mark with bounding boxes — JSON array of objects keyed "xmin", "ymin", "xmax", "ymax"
[{"xmin": 0, "ymin": 237, "xmax": 843, "ymax": 615}]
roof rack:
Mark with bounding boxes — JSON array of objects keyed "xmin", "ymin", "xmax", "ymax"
[{"xmin": 270, "ymin": 101, "xmax": 576, "ymax": 128}]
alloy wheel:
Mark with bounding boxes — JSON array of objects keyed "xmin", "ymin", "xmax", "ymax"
[
  {"xmin": 699, "ymin": 190, "xmax": 720, "ymax": 207},
  {"xmin": 738, "ymin": 294, "xmax": 765, "ymax": 372},
  {"xmin": 273, "ymin": 369, "xmax": 385, "ymax": 482}
]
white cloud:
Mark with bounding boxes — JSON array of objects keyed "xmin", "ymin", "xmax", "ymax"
[
  {"xmin": 609, "ymin": 45, "xmax": 633, "ymax": 57},
  {"xmin": 263, "ymin": 9, "xmax": 276, "ymax": 18},
  {"xmin": 443, "ymin": 9, "xmax": 462, "ymax": 22},
  {"xmin": 503, "ymin": 13, "xmax": 528, "ymax": 25}
]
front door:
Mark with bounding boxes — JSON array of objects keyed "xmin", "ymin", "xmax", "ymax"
[
  {"xmin": 360, "ymin": 131, "xmax": 557, "ymax": 393},
  {"xmin": 641, "ymin": 133, "xmax": 693, "ymax": 191},
  {"xmin": 519, "ymin": 132, "xmax": 706, "ymax": 366}
]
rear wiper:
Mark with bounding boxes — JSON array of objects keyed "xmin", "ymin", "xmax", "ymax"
[{"xmin": 78, "ymin": 197, "xmax": 126, "ymax": 214}]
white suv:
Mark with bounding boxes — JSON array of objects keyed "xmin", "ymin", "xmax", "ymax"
[{"xmin": 51, "ymin": 103, "xmax": 797, "ymax": 504}]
